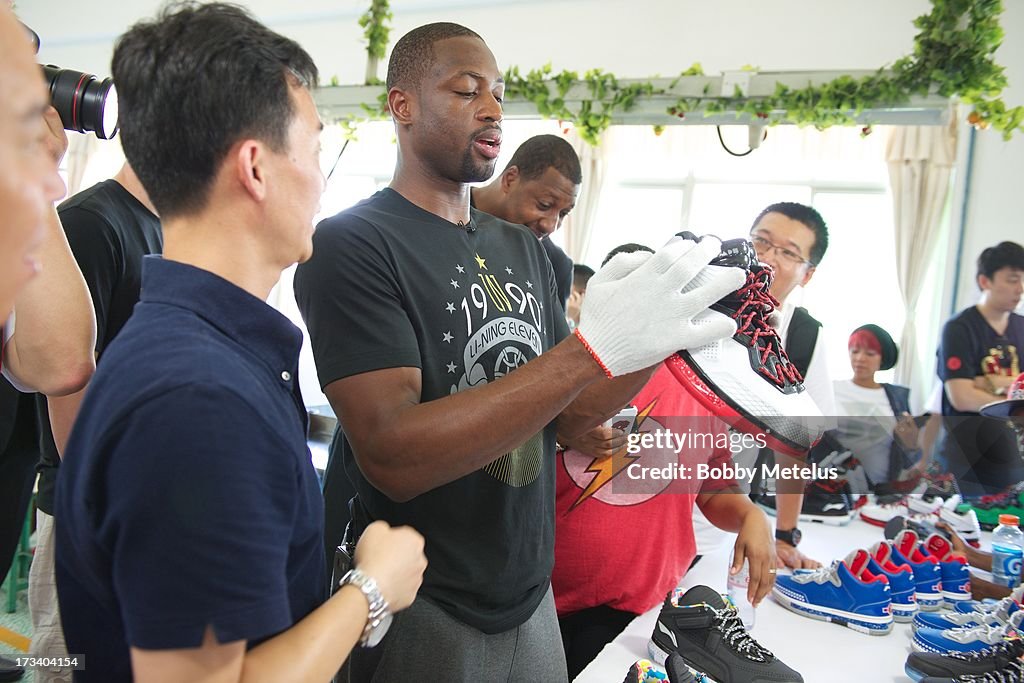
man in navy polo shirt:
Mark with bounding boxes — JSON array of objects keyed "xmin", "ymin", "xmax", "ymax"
[{"xmin": 54, "ymin": 5, "xmax": 426, "ymax": 682}]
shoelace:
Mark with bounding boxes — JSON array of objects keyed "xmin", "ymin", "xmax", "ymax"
[
  {"xmin": 791, "ymin": 564, "xmax": 836, "ymax": 585},
  {"xmin": 949, "ymin": 637, "xmax": 1024, "ymax": 662},
  {"xmin": 959, "ymin": 658, "xmax": 1024, "ymax": 682},
  {"xmin": 712, "ymin": 607, "xmax": 774, "ymax": 662},
  {"xmin": 729, "ymin": 269, "xmax": 803, "ymax": 388}
]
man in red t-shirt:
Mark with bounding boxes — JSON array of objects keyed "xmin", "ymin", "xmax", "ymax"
[{"xmin": 554, "ymin": 363, "xmax": 775, "ymax": 679}]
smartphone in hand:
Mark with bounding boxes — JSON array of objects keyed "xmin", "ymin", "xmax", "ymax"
[{"xmin": 604, "ymin": 406, "xmax": 639, "ymax": 433}]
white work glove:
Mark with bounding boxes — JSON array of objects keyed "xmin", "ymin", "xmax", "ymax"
[{"xmin": 574, "ymin": 236, "xmax": 745, "ymax": 377}]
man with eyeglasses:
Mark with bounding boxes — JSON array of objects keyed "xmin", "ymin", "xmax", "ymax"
[{"xmin": 747, "ymin": 201, "xmax": 836, "ymax": 570}]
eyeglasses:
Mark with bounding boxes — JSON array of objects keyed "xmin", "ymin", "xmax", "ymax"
[{"xmin": 749, "ymin": 234, "xmax": 815, "ymax": 267}]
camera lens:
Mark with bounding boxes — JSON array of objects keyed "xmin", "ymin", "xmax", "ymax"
[{"xmin": 42, "ymin": 65, "xmax": 119, "ymax": 140}]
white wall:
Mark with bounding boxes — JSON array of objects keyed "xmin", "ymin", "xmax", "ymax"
[
  {"xmin": 22, "ymin": 0, "xmax": 930, "ymax": 81},
  {"xmin": 950, "ymin": 0, "xmax": 1024, "ymax": 315}
]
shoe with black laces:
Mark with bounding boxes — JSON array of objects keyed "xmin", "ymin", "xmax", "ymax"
[
  {"xmin": 905, "ymin": 635, "xmax": 1024, "ymax": 680},
  {"xmin": 919, "ymin": 657, "xmax": 1024, "ymax": 682},
  {"xmin": 664, "ymin": 235, "xmax": 823, "ymax": 459},
  {"xmin": 648, "ymin": 585, "xmax": 804, "ymax": 682}
]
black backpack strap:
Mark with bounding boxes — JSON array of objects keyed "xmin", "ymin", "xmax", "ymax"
[{"xmin": 784, "ymin": 306, "xmax": 822, "ymax": 378}]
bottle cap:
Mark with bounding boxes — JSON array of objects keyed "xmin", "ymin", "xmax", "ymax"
[{"xmin": 999, "ymin": 514, "xmax": 1020, "ymax": 527}]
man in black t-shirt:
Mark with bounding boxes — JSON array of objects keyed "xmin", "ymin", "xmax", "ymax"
[
  {"xmin": 25, "ymin": 162, "xmax": 161, "ymax": 683},
  {"xmin": 295, "ymin": 22, "xmax": 744, "ymax": 680},
  {"xmin": 471, "ymin": 134, "xmax": 580, "ymax": 310},
  {"xmin": 937, "ymin": 240, "xmax": 1024, "ymax": 497},
  {"xmin": 316, "ymin": 135, "xmax": 584, "ymax": 579}
]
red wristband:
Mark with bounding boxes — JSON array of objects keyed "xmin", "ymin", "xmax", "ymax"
[{"xmin": 574, "ymin": 328, "xmax": 613, "ymax": 378}]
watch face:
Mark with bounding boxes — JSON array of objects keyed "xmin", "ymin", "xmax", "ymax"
[
  {"xmin": 790, "ymin": 528, "xmax": 802, "ymax": 546},
  {"xmin": 364, "ymin": 612, "xmax": 393, "ymax": 648}
]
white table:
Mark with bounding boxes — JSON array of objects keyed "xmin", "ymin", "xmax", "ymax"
[{"xmin": 576, "ymin": 517, "xmax": 993, "ymax": 683}]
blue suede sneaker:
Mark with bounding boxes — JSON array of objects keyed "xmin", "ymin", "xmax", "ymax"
[
  {"xmin": 866, "ymin": 548, "xmax": 917, "ymax": 622},
  {"xmin": 886, "ymin": 531, "xmax": 943, "ymax": 611},
  {"xmin": 921, "ymin": 533, "xmax": 972, "ymax": 608},
  {"xmin": 772, "ymin": 549, "xmax": 894, "ymax": 635},
  {"xmin": 912, "ymin": 610, "xmax": 1024, "ymax": 655}
]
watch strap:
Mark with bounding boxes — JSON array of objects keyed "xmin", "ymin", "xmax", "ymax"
[
  {"xmin": 340, "ymin": 568, "xmax": 390, "ymax": 646},
  {"xmin": 775, "ymin": 527, "xmax": 801, "ymax": 546}
]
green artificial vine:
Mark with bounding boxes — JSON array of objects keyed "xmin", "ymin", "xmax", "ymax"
[
  {"xmin": 337, "ymin": 0, "xmax": 1023, "ymax": 143},
  {"xmin": 662, "ymin": 0, "xmax": 1022, "ymax": 139},
  {"xmin": 359, "ymin": 0, "xmax": 392, "ymax": 84}
]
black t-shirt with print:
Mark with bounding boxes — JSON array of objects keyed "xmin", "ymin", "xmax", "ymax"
[
  {"xmin": 294, "ymin": 188, "xmax": 569, "ymax": 634},
  {"xmin": 938, "ymin": 306, "xmax": 1024, "ymax": 418},
  {"xmin": 936, "ymin": 306, "xmax": 1024, "ymax": 496}
]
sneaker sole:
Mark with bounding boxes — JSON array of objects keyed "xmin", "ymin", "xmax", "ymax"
[
  {"xmin": 892, "ymin": 602, "xmax": 918, "ymax": 623},
  {"xmin": 942, "ymin": 592, "xmax": 972, "ymax": 609},
  {"xmin": 915, "ymin": 590, "xmax": 944, "ymax": 611},
  {"xmin": 646, "ymin": 638, "xmax": 715, "ymax": 683},
  {"xmin": 798, "ymin": 511, "xmax": 853, "ymax": 526},
  {"xmin": 665, "ymin": 354, "xmax": 814, "ymax": 458},
  {"xmin": 860, "ymin": 512, "xmax": 905, "ymax": 527},
  {"xmin": 771, "ymin": 587, "xmax": 894, "ymax": 635},
  {"xmin": 903, "ymin": 664, "xmax": 929, "ymax": 682}
]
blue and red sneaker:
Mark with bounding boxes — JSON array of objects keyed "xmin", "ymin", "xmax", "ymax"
[
  {"xmin": 920, "ymin": 533, "xmax": 972, "ymax": 608},
  {"xmin": 865, "ymin": 551, "xmax": 917, "ymax": 622},
  {"xmin": 886, "ymin": 531, "xmax": 943, "ymax": 611},
  {"xmin": 772, "ymin": 549, "xmax": 893, "ymax": 635}
]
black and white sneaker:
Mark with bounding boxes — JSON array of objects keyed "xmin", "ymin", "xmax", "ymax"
[
  {"xmin": 755, "ymin": 481, "xmax": 853, "ymax": 525},
  {"xmin": 906, "ymin": 637, "xmax": 1024, "ymax": 681},
  {"xmin": 665, "ymin": 235, "xmax": 823, "ymax": 458},
  {"xmin": 798, "ymin": 479, "xmax": 853, "ymax": 525},
  {"xmin": 919, "ymin": 657, "xmax": 1024, "ymax": 682},
  {"xmin": 648, "ymin": 585, "xmax": 804, "ymax": 682}
]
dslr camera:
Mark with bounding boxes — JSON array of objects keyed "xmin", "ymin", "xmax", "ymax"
[{"xmin": 21, "ymin": 22, "xmax": 119, "ymax": 140}]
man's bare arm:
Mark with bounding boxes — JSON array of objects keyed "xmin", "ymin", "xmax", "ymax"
[
  {"xmin": 327, "ymin": 335, "xmax": 604, "ymax": 502},
  {"xmin": 3, "ymin": 208, "xmax": 95, "ymax": 395},
  {"xmin": 946, "ymin": 377, "xmax": 1001, "ymax": 413}
]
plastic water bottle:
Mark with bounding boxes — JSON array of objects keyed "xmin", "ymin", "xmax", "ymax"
[
  {"xmin": 992, "ymin": 514, "xmax": 1024, "ymax": 588},
  {"xmin": 727, "ymin": 549, "xmax": 756, "ymax": 630}
]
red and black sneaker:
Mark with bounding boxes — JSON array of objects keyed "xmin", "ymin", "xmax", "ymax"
[{"xmin": 665, "ymin": 234, "xmax": 824, "ymax": 458}]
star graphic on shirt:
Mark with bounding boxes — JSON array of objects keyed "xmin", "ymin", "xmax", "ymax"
[
  {"xmin": 456, "ymin": 265, "xmax": 465, "ymax": 274},
  {"xmin": 525, "ymin": 280, "xmax": 534, "ymax": 289},
  {"xmin": 505, "ymin": 267, "xmax": 513, "ymax": 275},
  {"xmin": 446, "ymin": 362, "xmax": 457, "ymax": 374},
  {"xmin": 450, "ymin": 279, "xmax": 459, "ymax": 289},
  {"xmin": 442, "ymin": 331, "xmax": 454, "ymax": 343},
  {"xmin": 446, "ymin": 302, "xmax": 455, "ymax": 313},
  {"xmin": 474, "ymin": 253, "xmax": 487, "ymax": 270}
]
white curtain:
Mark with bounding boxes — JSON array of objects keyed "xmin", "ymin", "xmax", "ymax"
[
  {"xmin": 64, "ymin": 133, "xmax": 99, "ymax": 197},
  {"xmin": 561, "ymin": 129, "xmax": 607, "ymax": 263},
  {"xmin": 886, "ymin": 119, "xmax": 958, "ymax": 406}
]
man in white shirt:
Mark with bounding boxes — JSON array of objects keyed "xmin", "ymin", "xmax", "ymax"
[{"xmin": 748, "ymin": 202, "xmax": 835, "ymax": 569}]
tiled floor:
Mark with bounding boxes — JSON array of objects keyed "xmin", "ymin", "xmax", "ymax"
[{"xmin": 1, "ymin": 586, "xmax": 35, "ymax": 683}]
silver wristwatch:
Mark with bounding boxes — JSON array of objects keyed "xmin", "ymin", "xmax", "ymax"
[{"xmin": 340, "ymin": 568, "xmax": 393, "ymax": 647}]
